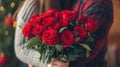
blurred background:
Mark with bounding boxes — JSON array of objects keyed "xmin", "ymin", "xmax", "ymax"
[
  {"xmin": 106, "ymin": 0, "xmax": 120, "ymax": 67},
  {"xmin": 0, "ymin": 0, "xmax": 28, "ymax": 67},
  {"xmin": 0, "ymin": 0, "xmax": 120, "ymax": 67}
]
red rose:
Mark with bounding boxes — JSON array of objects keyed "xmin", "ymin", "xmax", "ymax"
[
  {"xmin": 29, "ymin": 14, "xmax": 39, "ymax": 23},
  {"xmin": 22, "ymin": 23, "xmax": 34, "ymax": 39},
  {"xmin": 48, "ymin": 22, "xmax": 61, "ymax": 30},
  {"xmin": 42, "ymin": 17, "xmax": 56, "ymax": 26},
  {"xmin": 56, "ymin": 14, "xmax": 68, "ymax": 27},
  {"xmin": 42, "ymin": 29, "xmax": 59, "ymax": 46},
  {"xmin": 32, "ymin": 25, "xmax": 44, "ymax": 38},
  {"xmin": 60, "ymin": 30, "xmax": 75, "ymax": 47},
  {"xmin": 53, "ymin": 22, "xmax": 61, "ymax": 30},
  {"xmin": 29, "ymin": 14, "xmax": 42, "ymax": 27},
  {"xmin": 60, "ymin": 19, "xmax": 69, "ymax": 27},
  {"xmin": 71, "ymin": 11, "xmax": 78, "ymax": 20},
  {"xmin": 61, "ymin": 10, "xmax": 78, "ymax": 22},
  {"xmin": 74, "ymin": 26, "xmax": 88, "ymax": 38},
  {"xmin": 61, "ymin": 10, "xmax": 77, "ymax": 22},
  {"xmin": 58, "ymin": 10, "xmax": 78, "ymax": 27},
  {"xmin": 78, "ymin": 15, "xmax": 88, "ymax": 24},
  {"xmin": 55, "ymin": 12, "xmax": 62, "ymax": 20},
  {"xmin": 33, "ymin": 16, "xmax": 42, "ymax": 24},
  {"xmin": 86, "ymin": 19, "xmax": 99, "ymax": 32},
  {"xmin": 41, "ymin": 9, "xmax": 58, "ymax": 18}
]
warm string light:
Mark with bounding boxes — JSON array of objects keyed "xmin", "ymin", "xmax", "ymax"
[
  {"xmin": 0, "ymin": 6, "xmax": 5, "ymax": 11},
  {"xmin": 10, "ymin": 2, "xmax": 15, "ymax": 8},
  {"xmin": 13, "ymin": 21, "xmax": 17, "ymax": 29}
]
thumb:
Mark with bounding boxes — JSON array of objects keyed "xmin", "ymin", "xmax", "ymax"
[{"xmin": 28, "ymin": 64, "xmax": 33, "ymax": 67}]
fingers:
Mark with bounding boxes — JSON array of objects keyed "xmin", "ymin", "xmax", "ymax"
[
  {"xmin": 28, "ymin": 64, "xmax": 33, "ymax": 67},
  {"xmin": 51, "ymin": 60, "xmax": 69, "ymax": 67}
]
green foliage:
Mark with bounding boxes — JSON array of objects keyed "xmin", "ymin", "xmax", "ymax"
[
  {"xmin": 59, "ymin": 27, "xmax": 67, "ymax": 33},
  {"xmin": 23, "ymin": 37, "xmax": 40, "ymax": 49},
  {"xmin": 55, "ymin": 44, "xmax": 63, "ymax": 51},
  {"xmin": 24, "ymin": 37, "xmax": 93, "ymax": 64},
  {"xmin": 80, "ymin": 44, "xmax": 91, "ymax": 51}
]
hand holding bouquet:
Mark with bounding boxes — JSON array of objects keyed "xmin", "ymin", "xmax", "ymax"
[{"xmin": 22, "ymin": 9, "xmax": 99, "ymax": 65}]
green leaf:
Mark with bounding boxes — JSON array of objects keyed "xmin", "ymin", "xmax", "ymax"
[
  {"xmin": 70, "ymin": 22, "xmax": 75, "ymax": 26},
  {"xmin": 40, "ymin": 49, "xmax": 49, "ymax": 64},
  {"xmin": 80, "ymin": 44, "xmax": 91, "ymax": 51},
  {"xmin": 86, "ymin": 50, "xmax": 90, "ymax": 58},
  {"xmin": 60, "ymin": 55, "xmax": 68, "ymax": 61},
  {"xmin": 59, "ymin": 27, "xmax": 67, "ymax": 33},
  {"xmin": 67, "ymin": 54, "xmax": 77, "ymax": 61},
  {"xmin": 73, "ymin": 32, "xmax": 78, "ymax": 37},
  {"xmin": 75, "ymin": 37, "xmax": 80, "ymax": 42},
  {"xmin": 87, "ymin": 33, "xmax": 95, "ymax": 42},
  {"xmin": 22, "ymin": 37, "xmax": 40, "ymax": 49},
  {"xmin": 69, "ymin": 45, "xmax": 74, "ymax": 48},
  {"xmin": 39, "ymin": 45, "xmax": 53, "ymax": 64},
  {"xmin": 51, "ymin": 47, "xmax": 55, "ymax": 56},
  {"xmin": 55, "ymin": 44, "xmax": 63, "ymax": 51}
]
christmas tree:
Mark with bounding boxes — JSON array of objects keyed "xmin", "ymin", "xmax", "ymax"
[{"xmin": 0, "ymin": 0, "xmax": 24, "ymax": 67}]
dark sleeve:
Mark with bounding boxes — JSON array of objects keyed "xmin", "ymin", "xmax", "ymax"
[
  {"xmin": 83, "ymin": 0, "xmax": 113, "ymax": 34},
  {"xmin": 70, "ymin": 0, "xmax": 113, "ymax": 67},
  {"xmin": 82, "ymin": 0, "xmax": 113, "ymax": 61}
]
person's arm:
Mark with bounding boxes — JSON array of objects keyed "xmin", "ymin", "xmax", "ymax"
[
  {"xmin": 82, "ymin": 0, "xmax": 113, "ymax": 61},
  {"xmin": 69, "ymin": 0, "xmax": 113, "ymax": 67},
  {"xmin": 14, "ymin": 0, "xmax": 45, "ymax": 67}
]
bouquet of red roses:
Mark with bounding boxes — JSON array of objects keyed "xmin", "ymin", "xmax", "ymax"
[{"xmin": 22, "ymin": 9, "xmax": 99, "ymax": 64}]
